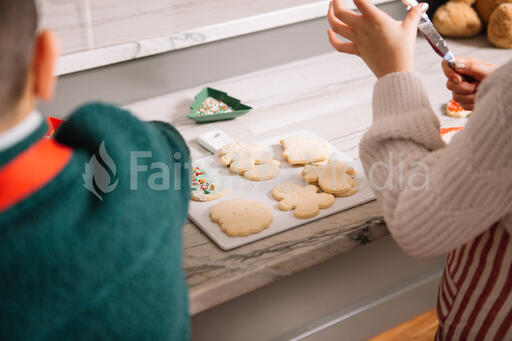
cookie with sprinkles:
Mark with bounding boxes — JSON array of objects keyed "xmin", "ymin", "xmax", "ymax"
[{"xmin": 191, "ymin": 166, "xmax": 226, "ymax": 202}]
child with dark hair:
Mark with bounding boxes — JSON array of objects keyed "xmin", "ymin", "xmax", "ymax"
[
  {"xmin": 0, "ymin": 1, "xmax": 190, "ymax": 340},
  {"xmin": 327, "ymin": 0, "xmax": 512, "ymax": 339}
]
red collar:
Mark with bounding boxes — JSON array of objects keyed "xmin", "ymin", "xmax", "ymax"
[{"xmin": 0, "ymin": 117, "xmax": 72, "ymax": 213}]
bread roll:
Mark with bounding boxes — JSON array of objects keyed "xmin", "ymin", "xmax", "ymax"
[
  {"xmin": 433, "ymin": 3, "xmax": 483, "ymax": 37},
  {"xmin": 488, "ymin": 4, "xmax": 512, "ymax": 47},
  {"xmin": 475, "ymin": 0, "xmax": 512, "ymax": 23}
]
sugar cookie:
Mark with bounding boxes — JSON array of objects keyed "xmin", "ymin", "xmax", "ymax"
[
  {"xmin": 272, "ymin": 183, "xmax": 334, "ymax": 219},
  {"xmin": 219, "ymin": 142, "xmax": 280, "ymax": 180},
  {"xmin": 243, "ymin": 160, "xmax": 281, "ymax": 181},
  {"xmin": 302, "ymin": 161, "xmax": 358, "ymax": 197},
  {"xmin": 441, "ymin": 127, "xmax": 464, "ymax": 144},
  {"xmin": 446, "ymin": 99, "xmax": 472, "ymax": 118},
  {"xmin": 191, "ymin": 166, "xmax": 225, "ymax": 202},
  {"xmin": 210, "ymin": 199, "xmax": 273, "ymax": 237},
  {"xmin": 280, "ymin": 136, "xmax": 330, "ymax": 165},
  {"xmin": 219, "ymin": 142, "xmax": 272, "ymax": 174},
  {"xmin": 309, "ymin": 159, "xmax": 329, "ymax": 167}
]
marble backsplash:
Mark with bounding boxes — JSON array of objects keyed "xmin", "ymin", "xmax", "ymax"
[{"xmin": 36, "ymin": 0, "xmax": 320, "ymax": 55}]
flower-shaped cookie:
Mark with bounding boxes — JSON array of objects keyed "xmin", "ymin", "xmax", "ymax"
[
  {"xmin": 210, "ymin": 199, "xmax": 273, "ymax": 237},
  {"xmin": 272, "ymin": 183, "xmax": 334, "ymax": 219},
  {"xmin": 302, "ymin": 161, "xmax": 358, "ymax": 197}
]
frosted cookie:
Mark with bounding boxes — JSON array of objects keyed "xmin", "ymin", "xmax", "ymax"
[
  {"xmin": 281, "ymin": 136, "xmax": 330, "ymax": 165},
  {"xmin": 446, "ymin": 99, "xmax": 472, "ymax": 118},
  {"xmin": 441, "ymin": 127, "xmax": 464, "ymax": 144},
  {"xmin": 219, "ymin": 142, "xmax": 272, "ymax": 174},
  {"xmin": 219, "ymin": 142, "xmax": 280, "ymax": 180},
  {"xmin": 243, "ymin": 160, "xmax": 281, "ymax": 181},
  {"xmin": 191, "ymin": 166, "xmax": 225, "ymax": 202},
  {"xmin": 210, "ymin": 199, "xmax": 273, "ymax": 237},
  {"xmin": 302, "ymin": 161, "xmax": 358, "ymax": 197},
  {"xmin": 272, "ymin": 183, "xmax": 335, "ymax": 219}
]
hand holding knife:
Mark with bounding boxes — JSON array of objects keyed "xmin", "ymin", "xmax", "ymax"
[{"xmin": 401, "ymin": 0, "xmax": 476, "ymax": 83}]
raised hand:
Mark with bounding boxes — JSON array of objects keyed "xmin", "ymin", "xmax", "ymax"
[{"xmin": 327, "ymin": 0, "xmax": 428, "ymax": 78}]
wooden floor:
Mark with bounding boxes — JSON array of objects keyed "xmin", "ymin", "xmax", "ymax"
[{"xmin": 369, "ymin": 309, "xmax": 439, "ymax": 341}]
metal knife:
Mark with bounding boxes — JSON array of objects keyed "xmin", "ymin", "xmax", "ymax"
[{"xmin": 401, "ymin": 0, "xmax": 474, "ymax": 82}]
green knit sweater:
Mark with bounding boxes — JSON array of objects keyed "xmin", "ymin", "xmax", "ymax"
[{"xmin": 0, "ymin": 103, "xmax": 190, "ymax": 340}]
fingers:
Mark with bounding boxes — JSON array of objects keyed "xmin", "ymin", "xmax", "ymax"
[
  {"xmin": 453, "ymin": 57, "xmax": 496, "ymax": 81},
  {"xmin": 444, "ymin": 58, "xmax": 478, "ymax": 111},
  {"xmin": 328, "ymin": 3, "xmax": 355, "ymax": 41},
  {"xmin": 327, "ymin": 1, "xmax": 359, "ymax": 55},
  {"xmin": 455, "ymin": 102, "xmax": 474, "ymax": 111},
  {"xmin": 327, "ymin": 29, "xmax": 359, "ymax": 55},
  {"xmin": 446, "ymin": 79, "xmax": 478, "ymax": 95},
  {"xmin": 402, "ymin": 3, "xmax": 428, "ymax": 31},
  {"xmin": 452, "ymin": 93, "xmax": 475, "ymax": 109},
  {"xmin": 353, "ymin": 0, "xmax": 384, "ymax": 21},
  {"xmin": 332, "ymin": 0, "xmax": 360, "ymax": 26},
  {"xmin": 442, "ymin": 60, "xmax": 463, "ymax": 84}
]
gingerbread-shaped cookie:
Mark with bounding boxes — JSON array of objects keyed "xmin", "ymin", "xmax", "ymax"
[
  {"xmin": 191, "ymin": 166, "xmax": 225, "ymax": 202},
  {"xmin": 280, "ymin": 136, "xmax": 330, "ymax": 165},
  {"xmin": 272, "ymin": 183, "xmax": 334, "ymax": 219},
  {"xmin": 210, "ymin": 199, "xmax": 273, "ymax": 237},
  {"xmin": 243, "ymin": 159, "xmax": 280, "ymax": 181},
  {"xmin": 302, "ymin": 161, "xmax": 358, "ymax": 197}
]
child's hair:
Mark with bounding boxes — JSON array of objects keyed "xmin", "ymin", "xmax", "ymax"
[{"xmin": 0, "ymin": 0, "xmax": 37, "ymax": 116}]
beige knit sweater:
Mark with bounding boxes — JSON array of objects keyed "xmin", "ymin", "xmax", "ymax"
[
  {"xmin": 359, "ymin": 60, "xmax": 512, "ymax": 258},
  {"xmin": 360, "ymin": 62, "xmax": 512, "ymax": 337}
]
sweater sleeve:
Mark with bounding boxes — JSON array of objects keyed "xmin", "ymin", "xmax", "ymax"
[{"xmin": 359, "ymin": 66, "xmax": 512, "ymax": 258}]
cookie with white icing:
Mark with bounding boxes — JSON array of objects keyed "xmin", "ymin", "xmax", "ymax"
[
  {"xmin": 210, "ymin": 199, "xmax": 273, "ymax": 237},
  {"xmin": 219, "ymin": 142, "xmax": 272, "ymax": 174},
  {"xmin": 191, "ymin": 166, "xmax": 225, "ymax": 202},
  {"xmin": 219, "ymin": 142, "xmax": 280, "ymax": 180}
]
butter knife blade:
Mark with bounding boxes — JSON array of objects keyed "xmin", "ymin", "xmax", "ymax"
[
  {"xmin": 418, "ymin": 17, "xmax": 456, "ymax": 67},
  {"xmin": 401, "ymin": 0, "xmax": 475, "ymax": 81}
]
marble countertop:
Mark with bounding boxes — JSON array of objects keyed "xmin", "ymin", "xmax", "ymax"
[{"xmin": 125, "ymin": 36, "xmax": 511, "ymax": 315}]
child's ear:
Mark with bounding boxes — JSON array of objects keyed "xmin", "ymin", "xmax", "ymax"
[{"xmin": 33, "ymin": 30, "xmax": 59, "ymax": 101}]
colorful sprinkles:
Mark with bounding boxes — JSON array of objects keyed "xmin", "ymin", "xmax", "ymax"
[
  {"xmin": 192, "ymin": 166, "xmax": 219, "ymax": 195},
  {"xmin": 447, "ymin": 99, "xmax": 466, "ymax": 113},
  {"xmin": 196, "ymin": 97, "xmax": 233, "ymax": 117},
  {"xmin": 441, "ymin": 126, "xmax": 464, "ymax": 144}
]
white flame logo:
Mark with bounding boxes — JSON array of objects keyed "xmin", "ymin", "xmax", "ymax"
[{"xmin": 82, "ymin": 141, "xmax": 119, "ymax": 201}]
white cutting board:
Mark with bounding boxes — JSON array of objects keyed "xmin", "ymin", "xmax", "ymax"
[{"xmin": 188, "ymin": 130, "xmax": 376, "ymax": 250}]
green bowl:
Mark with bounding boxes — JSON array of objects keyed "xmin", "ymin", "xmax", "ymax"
[{"xmin": 187, "ymin": 87, "xmax": 252, "ymax": 123}]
